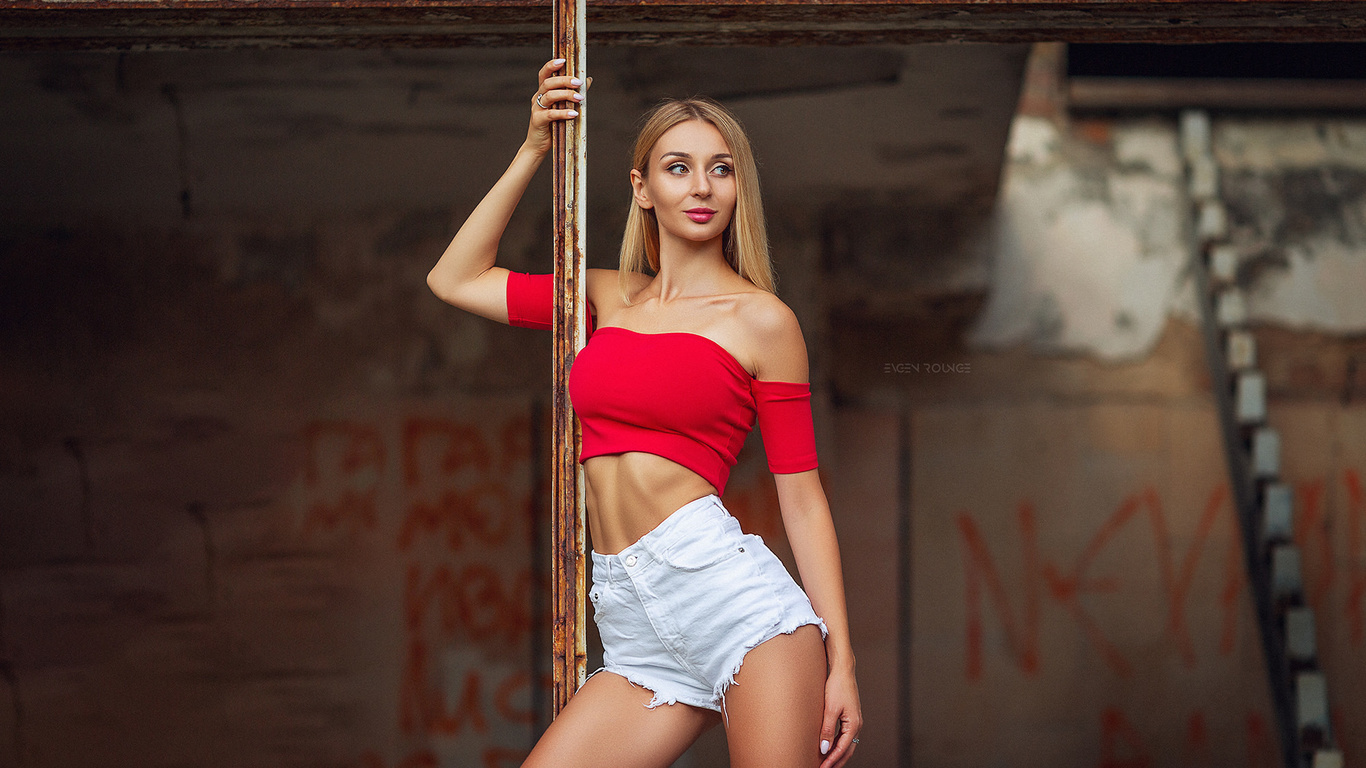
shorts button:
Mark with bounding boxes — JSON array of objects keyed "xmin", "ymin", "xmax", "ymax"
[
  {"xmin": 625, "ymin": 554, "xmax": 638, "ymax": 567},
  {"xmin": 738, "ymin": 546, "xmax": 745, "ymax": 553}
]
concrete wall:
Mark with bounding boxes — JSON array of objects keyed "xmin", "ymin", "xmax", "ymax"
[
  {"xmin": 902, "ymin": 44, "xmax": 1366, "ymax": 766},
  {"xmin": 2, "ymin": 41, "xmax": 1364, "ymax": 768}
]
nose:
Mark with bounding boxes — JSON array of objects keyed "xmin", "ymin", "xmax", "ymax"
[{"xmin": 691, "ymin": 171, "xmax": 711, "ymax": 198}]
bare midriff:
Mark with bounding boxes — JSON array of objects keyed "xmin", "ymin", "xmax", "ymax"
[{"xmin": 583, "ymin": 451, "xmax": 718, "ymax": 555}]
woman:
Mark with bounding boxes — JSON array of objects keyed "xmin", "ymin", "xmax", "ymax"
[{"xmin": 427, "ymin": 59, "xmax": 861, "ymax": 768}]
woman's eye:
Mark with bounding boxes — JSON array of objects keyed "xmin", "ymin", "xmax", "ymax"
[
  {"xmin": 667, "ymin": 163, "xmax": 688, "ymax": 174},
  {"xmin": 711, "ymin": 165, "xmax": 733, "ymax": 177}
]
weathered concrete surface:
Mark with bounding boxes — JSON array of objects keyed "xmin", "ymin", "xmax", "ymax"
[
  {"xmin": 1218, "ymin": 121, "xmax": 1366, "ymax": 332},
  {"xmin": 969, "ymin": 113, "xmax": 1190, "ymax": 360},
  {"xmin": 912, "ymin": 402, "xmax": 1280, "ymax": 768},
  {"xmin": 0, "ymin": 46, "xmax": 1025, "ymax": 250},
  {"xmin": 970, "ymin": 47, "xmax": 1366, "ymax": 362},
  {"xmin": 909, "ymin": 398, "xmax": 1365, "ymax": 766}
]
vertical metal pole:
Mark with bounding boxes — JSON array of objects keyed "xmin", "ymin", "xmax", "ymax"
[{"xmin": 550, "ymin": 0, "xmax": 588, "ymax": 718}]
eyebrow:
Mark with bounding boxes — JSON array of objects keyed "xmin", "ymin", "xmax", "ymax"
[{"xmin": 660, "ymin": 151, "xmax": 733, "ymax": 161}]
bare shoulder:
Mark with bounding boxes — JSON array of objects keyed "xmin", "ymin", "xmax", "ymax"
[
  {"xmin": 737, "ymin": 290, "xmax": 808, "ymax": 382},
  {"xmin": 586, "ymin": 268, "xmax": 650, "ymax": 315}
]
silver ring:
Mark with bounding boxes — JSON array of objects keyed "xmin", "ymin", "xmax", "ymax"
[
  {"xmin": 852, "ymin": 738, "xmax": 860, "ymax": 744},
  {"xmin": 535, "ymin": 92, "xmax": 547, "ymax": 109}
]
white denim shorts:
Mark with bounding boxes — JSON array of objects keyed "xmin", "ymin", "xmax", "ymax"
[{"xmin": 588, "ymin": 494, "xmax": 828, "ymax": 713}]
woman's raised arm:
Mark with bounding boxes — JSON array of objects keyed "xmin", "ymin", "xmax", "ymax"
[{"xmin": 426, "ymin": 59, "xmax": 587, "ymax": 323}]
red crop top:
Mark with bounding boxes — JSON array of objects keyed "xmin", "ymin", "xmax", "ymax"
[{"xmin": 505, "ymin": 271, "xmax": 818, "ymax": 495}]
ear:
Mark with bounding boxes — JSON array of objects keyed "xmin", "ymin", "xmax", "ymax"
[{"xmin": 630, "ymin": 168, "xmax": 654, "ymax": 210}]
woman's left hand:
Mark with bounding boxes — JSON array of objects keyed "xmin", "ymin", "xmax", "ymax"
[{"xmin": 818, "ymin": 665, "xmax": 862, "ymax": 768}]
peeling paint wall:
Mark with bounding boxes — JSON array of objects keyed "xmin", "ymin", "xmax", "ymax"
[
  {"xmin": 973, "ymin": 104, "xmax": 1366, "ymax": 361},
  {"xmin": 970, "ymin": 114, "xmax": 1189, "ymax": 360}
]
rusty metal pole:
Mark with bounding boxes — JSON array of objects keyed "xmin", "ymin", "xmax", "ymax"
[{"xmin": 550, "ymin": 0, "xmax": 588, "ymax": 718}]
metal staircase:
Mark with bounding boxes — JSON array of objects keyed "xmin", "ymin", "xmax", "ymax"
[{"xmin": 1181, "ymin": 109, "xmax": 1345, "ymax": 768}]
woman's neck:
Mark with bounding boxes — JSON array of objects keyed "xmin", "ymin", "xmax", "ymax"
[{"xmin": 652, "ymin": 234, "xmax": 731, "ymax": 302}]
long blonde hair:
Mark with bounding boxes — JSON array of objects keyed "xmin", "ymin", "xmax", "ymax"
[{"xmin": 618, "ymin": 97, "xmax": 774, "ymax": 305}]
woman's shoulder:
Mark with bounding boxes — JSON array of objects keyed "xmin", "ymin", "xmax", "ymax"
[
  {"xmin": 736, "ymin": 288, "xmax": 800, "ymax": 341},
  {"xmin": 734, "ymin": 289, "xmax": 808, "ymax": 381},
  {"xmin": 586, "ymin": 267, "xmax": 651, "ymax": 311}
]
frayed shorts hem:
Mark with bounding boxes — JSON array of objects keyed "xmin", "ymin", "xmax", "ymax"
[
  {"xmin": 588, "ymin": 611, "xmax": 828, "ymax": 715},
  {"xmin": 586, "ymin": 666, "xmax": 720, "ymax": 712}
]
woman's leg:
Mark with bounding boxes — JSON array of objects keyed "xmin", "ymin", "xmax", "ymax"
[
  {"xmin": 721, "ymin": 624, "xmax": 828, "ymax": 768},
  {"xmin": 523, "ymin": 670, "xmax": 720, "ymax": 768}
]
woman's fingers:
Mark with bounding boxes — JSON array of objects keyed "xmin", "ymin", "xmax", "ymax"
[
  {"xmin": 538, "ymin": 87, "xmax": 584, "ymax": 107},
  {"xmin": 538, "ymin": 76, "xmax": 585, "ymax": 101},
  {"xmin": 528, "ymin": 59, "xmax": 585, "ymax": 151},
  {"xmin": 817, "ymin": 673, "xmax": 862, "ymax": 768},
  {"xmin": 819, "ymin": 707, "xmax": 840, "ymax": 757},
  {"xmin": 537, "ymin": 57, "xmax": 567, "ymax": 83},
  {"xmin": 532, "ymin": 78, "xmax": 586, "ymax": 128},
  {"xmin": 818, "ymin": 724, "xmax": 857, "ymax": 768}
]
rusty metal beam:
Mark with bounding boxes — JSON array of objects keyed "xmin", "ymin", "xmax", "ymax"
[
  {"xmin": 4, "ymin": 1, "xmax": 1366, "ymax": 49},
  {"xmin": 550, "ymin": 0, "xmax": 588, "ymax": 719}
]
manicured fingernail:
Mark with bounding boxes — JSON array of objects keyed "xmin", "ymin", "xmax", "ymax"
[
  {"xmin": 572, "ymin": 93, "xmax": 583, "ymax": 101},
  {"xmin": 820, "ymin": 740, "xmax": 831, "ymax": 755},
  {"xmin": 570, "ymin": 77, "xmax": 583, "ymax": 86},
  {"xmin": 567, "ymin": 110, "xmax": 579, "ymax": 117},
  {"xmin": 552, "ymin": 58, "xmax": 566, "ymax": 65}
]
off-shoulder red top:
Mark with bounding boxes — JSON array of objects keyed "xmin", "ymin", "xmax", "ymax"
[{"xmin": 505, "ymin": 271, "xmax": 818, "ymax": 495}]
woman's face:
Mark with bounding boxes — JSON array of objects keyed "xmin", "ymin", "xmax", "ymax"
[{"xmin": 631, "ymin": 119, "xmax": 738, "ymax": 248}]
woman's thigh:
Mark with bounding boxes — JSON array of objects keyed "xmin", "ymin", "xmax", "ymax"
[
  {"xmin": 721, "ymin": 624, "xmax": 827, "ymax": 768},
  {"xmin": 523, "ymin": 670, "xmax": 720, "ymax": 768}
]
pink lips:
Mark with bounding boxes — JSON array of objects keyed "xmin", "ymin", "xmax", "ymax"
[{"xmin": 686, "ymin": 208, "xmax": 716, "ymax": 223}]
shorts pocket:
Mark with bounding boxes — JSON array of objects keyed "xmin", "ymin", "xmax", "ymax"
[
  {"xmin": 588, "ymin": 581, "xmax": 612, "ymax": 626},
  {"xmin": 652, "ymin": 543, "xmax": 784, "ymax": 669},
  {"xmin": 656, "ymin": 512, "xmax": 746, "ymax": 572}
]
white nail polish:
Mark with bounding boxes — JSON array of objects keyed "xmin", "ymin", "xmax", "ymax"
[{"xmin": 820, "ymin": 740, "xmax": 831, "ymax": 755}]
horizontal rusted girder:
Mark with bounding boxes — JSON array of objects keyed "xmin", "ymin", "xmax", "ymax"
[{"xmin": 3, "ymin": 1, "xmax": 1366, "ymax": 48}]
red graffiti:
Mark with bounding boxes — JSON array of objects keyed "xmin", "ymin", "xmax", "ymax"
[
  {"xmin": 1295, "ymin": 478, "xmax": 1334, "ymax": 607},
  {"xmin": 1094, "ymin": 708, "xmax": 1277, "ymax": 768},
  {"xmin": 1245, "ymin": 712, "xmax": 1278, "ymax": 768},
  {"xmin": 1098, "ymin": 707, "xmax": 1152, "ymax": 768},
  {"xmin": 957, "ymin": 501, "xmax": 1042, "ymax": 680},
  {"xmin": 305, "ymin": 412, "xmax": 545, "ymax": 760},
  {"xmin": 398, "ymin": 416, "xmax": 531, "ymax": 553},
  {"xmin": 961, "ymin": 485, "xmax": 1255, "ymax": 679},
  {"xmin": 302, "ymin": 421, "xmax": 385, "ymax": 537},
  {"xmin": 399, "ymin": 635, "xmax": 489, "ymax": 736},
  {"xmin": 1346, "ymin": 469, "xmax": 1366, "ymax": 644},
  {"xmin": 1151, "ymin": 486, "xmax": 1229, "ymax": 667},
  {"xmin": 403, "ymin": 415, "xmax": 528, "ymax": 482},
  {"xmin": 1184, "ymin": 711, "xmax": 1210, "ymax": 768},
  {"xmin": 494, "ymin": 671, "xmax": 538, "ymax": 726},
  {"xmin": 404, "ymin": 563, "xmax": 534, "ymax": 646},
  {"xmin": 399, "ymin": 482, "xmax": 520, "ymax": 553},
  {"xmin": 1043, "ymin": 491, "xmax": 1151, "ymax": 678},
  {"xmin": 403, "ymin": 419, "xmax": 492, "ymax": 485},
  {"xmin": 1217, "ymin": 527, "xmax": 1246, "ymax": 658}
]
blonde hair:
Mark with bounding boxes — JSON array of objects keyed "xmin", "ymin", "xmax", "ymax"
[{"xmin": 618, "ymin": 97, "xmax": 774, "ymax": 305}]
